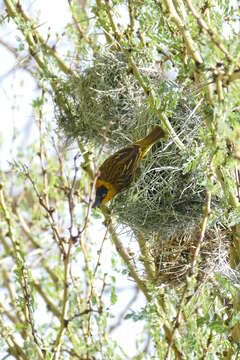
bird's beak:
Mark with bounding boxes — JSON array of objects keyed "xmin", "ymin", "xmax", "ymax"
[{"xmin": 92, "ymin": 195, "xmax": 102, "ymax": 208}]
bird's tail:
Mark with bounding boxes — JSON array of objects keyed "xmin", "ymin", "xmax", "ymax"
[{"xmin": 135, "ymin": 125, "xmax": 166, "ymax": 158}]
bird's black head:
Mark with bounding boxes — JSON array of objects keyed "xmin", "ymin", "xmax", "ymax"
[{"xmin": 92, "ymin": 185, "xmax": 108, "ymax": 208}]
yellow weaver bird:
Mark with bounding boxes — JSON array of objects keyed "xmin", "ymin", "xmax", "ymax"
[{"xmin": 93, "ymin": 125, "xmax": 166, "ymax": 208}]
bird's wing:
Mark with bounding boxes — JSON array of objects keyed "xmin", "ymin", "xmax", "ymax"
[{"xmin": 99, "ymin": 145, "xmax": 141, "ymax": 191}]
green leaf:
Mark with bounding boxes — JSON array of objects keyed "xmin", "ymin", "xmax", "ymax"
[{"xmin": 111, "ymin": 286, "xmax": 117, "ymax": 305}]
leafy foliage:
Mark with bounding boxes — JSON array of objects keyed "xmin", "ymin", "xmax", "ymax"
[{"xmin": 1, "ymin": 0, "xmax": 240, "ymax": 359}]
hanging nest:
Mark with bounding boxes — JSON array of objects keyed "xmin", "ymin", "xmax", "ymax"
[
  {"xmin": 54, "ymin": 51, "xmax": 180, "ymax": 148},
  {"xmin": 53, "ymin": 49, "xmax": 230, "ymax": 286},
  {"xmin": 112, "ymin": 105, "xmax": 207, "ymax": 238},
  {"xmin": 150, "ymin": 226, "xmax": 230, "ymax": 285},
  {"xmin": 54, "ymin": 50, "xmax": 224, "ymax": 238}
]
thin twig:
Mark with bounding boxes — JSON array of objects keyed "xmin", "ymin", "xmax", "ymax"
[
  {"xmin": 109, "ymin": 287, "xmax": 139, "ymax": 332},
  {"xmin": 33, "ymin": 281, "xmax": 61, "ymax": 318},
  {"xmin": 184, "ymin": 0, "xmax": 233, "ymax": 63},
  {"xmin": 128, "ymin": 0, "xmax": 135, "ymax": 34},
  {"xmin": 103, "ymin": 210, "xmax": 152, "ymax": 301},
  {"xmin": 164, "ymin": 0, "xmax": 203, "ymax": 64},
  {"xmin": 0, "ymin": 187, "xmax": 45, "ymax": 359},
  {"xmin": 138, "ymin": 232, "xmax": 155, "ymax": 282},
  {"xmin": 164, "ymin": 282, "xmax": 188, "ymax": 360},
  {"xmin": 191, "ymin": 185, "xmax": 212, "ymax": 275},
  {"xmin": 68, "ymin": 0, "xmax": 95, "ymax": 50},
  {"xmin": 86, "ymin": 224, "xmax": 109, "ymax": 338},
  {"xmin": 24, "ymin": 169, "xmax": 66, "ymax": 256},
  {"xmin": 52, "ymin": 239, "xmax": 73, "ymax": 360}
]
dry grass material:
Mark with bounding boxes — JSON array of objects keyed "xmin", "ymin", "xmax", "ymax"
[
  {"xmin": 54, "ymin": 50, "xmax": 224, "ymax": 238},
  {"xmin": 151, "ymin": 227, "xmax": 229, "ymax": 285},
  {"xmin": 54, "ymin": 50, "xmax": 230, "ymax": 286},
  {"xmin": 54, "ymin": 51, "xmax": 185, "ymax": 149}
]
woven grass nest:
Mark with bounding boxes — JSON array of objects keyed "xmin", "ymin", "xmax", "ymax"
[
  {"xmin": 54, "ymin": 50, "xmax": 229, "ymax": 281},
  {"xmin": 149, "ymin": 227, "xmax": 229, "ymax": 285}
]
